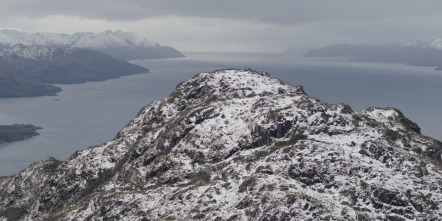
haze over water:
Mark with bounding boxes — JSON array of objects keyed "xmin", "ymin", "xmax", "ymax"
[{"xmin": 0, "ymin": 52, "xmax": 441, "ymax": 176}]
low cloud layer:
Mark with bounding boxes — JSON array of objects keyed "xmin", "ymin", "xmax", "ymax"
[{"xmin": 2, "ymin": 0, "xmax": 442, "ymax": 52}]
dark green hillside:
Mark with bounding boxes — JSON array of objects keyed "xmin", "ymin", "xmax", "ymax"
[
  {"xmin": 0, "ymin": 45, "xmax": 149, "ymax": 97},
  {"xmin": 0, "ymin": 124, "xmax": 42, "ymax": 144},
  {"xmin": 0, "ymin": 75, "xmax": 61, "ymax": 98},
  {"xmin": 0, "ymin": 47, "xmax": 149, "ymax": 84}
]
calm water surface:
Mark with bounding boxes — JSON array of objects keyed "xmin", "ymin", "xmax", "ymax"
[{"xmin": 0, "ymin": 53, "xmax": 441, "ymax": 176}]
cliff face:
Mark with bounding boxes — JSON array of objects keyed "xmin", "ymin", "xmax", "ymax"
[{"xmin": 0, "ymin": 69, "xmax": 440, "ymax": 220}]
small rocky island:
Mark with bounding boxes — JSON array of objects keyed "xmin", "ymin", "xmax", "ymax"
[{"xmin": 0, "ymin": 124, "xmax": 42, "ymax": 144}]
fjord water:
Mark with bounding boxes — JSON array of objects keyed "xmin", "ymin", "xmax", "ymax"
[{"xmin": 0, "ymin": 53, "xmax": 441, "ymax": 176}]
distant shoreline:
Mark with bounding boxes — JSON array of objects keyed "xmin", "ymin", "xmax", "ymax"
[{"xmin": 303, "ymin": 43, "xmax": 442, "ymax": 71}]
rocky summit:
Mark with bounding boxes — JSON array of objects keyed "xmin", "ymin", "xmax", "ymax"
[{"xmin": 0, "ymin": 69, "xmax": 441, "ymax": 220}]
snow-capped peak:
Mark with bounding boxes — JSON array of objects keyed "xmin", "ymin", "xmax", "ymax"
[
  {"xmin": 0, "ymin": 29, "xmax": 184, "ymax": 60},
  {"xmin": 428, "ymin": 38, "xmax": 442, "ymax": 50},
  {"xmin": 69, "ymin": 30, "xmax": 159, "ymax": 48}
]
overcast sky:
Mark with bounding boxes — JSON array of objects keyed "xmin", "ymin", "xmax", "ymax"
[{"xmin": 2, "ymin": 0, "xmax": 442, "ymax": 53}]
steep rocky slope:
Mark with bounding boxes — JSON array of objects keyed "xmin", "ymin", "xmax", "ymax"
[{"xmin": 0, "ymin": 69, "xmax": 441, "ymax": 220}]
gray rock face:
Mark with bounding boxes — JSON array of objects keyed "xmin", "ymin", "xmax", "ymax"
[{"xmin": 0, "ymin": 69, "xmax": 441, "ymax": 220}]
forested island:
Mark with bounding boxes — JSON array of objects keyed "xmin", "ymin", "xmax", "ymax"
[{"xmin": 0, "ymin": 124, "xmax": 42, "ymax": 144}]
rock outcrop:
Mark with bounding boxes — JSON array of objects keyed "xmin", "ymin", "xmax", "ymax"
[{"xmin": 0, "ymin": 69, "xmax": 440, "ymax": 220}]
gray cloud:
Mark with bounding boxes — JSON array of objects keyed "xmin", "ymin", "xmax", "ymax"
[
  {"xmin": 2, "ymin": 0, "xmax": 442, "ymax": 52},
  {"xmin": 3, "ymin": 0, "xmax": 442, "ymax": 24}
]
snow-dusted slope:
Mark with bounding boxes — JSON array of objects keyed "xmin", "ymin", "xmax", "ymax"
[
  {"xmin": 428, "ymin": 39, "xmax": 442, "ymax": 50},
  {"xmin": 0, "ymin": 29, "xmax": 71, "ymax": 46},
  {"xmin": 0, "ymin": 29, "xmax": 184, "ymax": 60},
  {"xmin": 0, "ymin": 44, "xmax": 75, "ymax": 60},
  {"xmin": 69, "ymin": 30, "xmax": 159, "ymax": 48},
  {"xmin": 0, "ymin": 29, "xmax": 157, "ymax": 48},
  {"xmin": 0, "ymin": 69, "xmax": 440, "ymax": 220}
]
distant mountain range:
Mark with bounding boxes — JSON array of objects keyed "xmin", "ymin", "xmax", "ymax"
[
  {"xmin": 0, "ymin": 29, "xmax": 172, "ymax": 145},
  {"xmin": 0, "ymin": 29, "xmax": 185, "ymax": 60},
  {"xmin": 0, "ymin": 29, "xmax": 185, "ymax": 97},
  {"xmin": 0, "ymin": 44, "xmax": 149, "ymax": 97},
  {"xmin": 302, "ymin": 41, "xmax": 442, "ymax": 70}
]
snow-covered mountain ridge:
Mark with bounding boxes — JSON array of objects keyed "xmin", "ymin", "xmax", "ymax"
[
  {"xmin": 0, "ymin": 29, "xmax": 154, "ymax": 48},
  {"xmin": 0, "ymin": 69, "xmax": 440, "ymax": 220},
  {"xmin": 0, "ymin": 44, "xmax": 76, "ymax": 60},
  {"xmin": 0, "ymin": 29, "xmax": 184, "ymax": 60}
]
